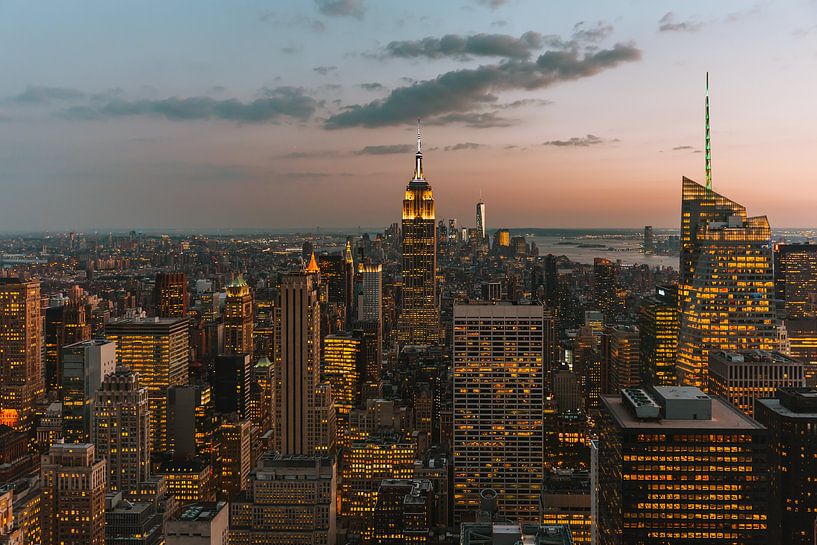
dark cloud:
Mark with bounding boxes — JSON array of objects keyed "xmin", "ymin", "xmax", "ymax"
[
  {"xmin": 384, "ymin": 31, "xmax": 544, "ymax": 60},
  {"xmin": 356, "ymin": 144, "xmax": 413, "ymax": 155},
  {"xmin": 325, "ymin": 43, "xmax": 641, "ymax": 129},
  {"xmin": 497, "ymin": 98, "xmax": 551, "ymax": 109},
  {"xmin": 658, "ymin": 12, "xmax": 703, "ymax": 32},
  {"xmin": 425, "ymin": 112, "xmax": 514, "ymax": 128},
  {"xmin": 62, "ymin": 87, "xmax": 317, "ymax": 123},
  {"xmin": 542, "ymin": 134, "xmax": 611, "ymax": 147},
  {"xmin": 474, "ymin": 0, "xmax": 509, "ymax": 9},
  {"xmin": 313, "ymin": 65, "xmax": 338, "ymax": 75},
  {"xmin": 315, "ymin": 0, "xmax": 365, "ymax": 18},
  {"xmin": 672, "ymin": 145, "xmax": 695, "ymax": 151},
  {"xmin": 571, "ymin": 21, "xmax": 614, "ymax": 43},
  {"xmin": 12, "ymin": 86, "xmax": 85, "ymax": 105},
  {"xmin": 445, "ymin": 142, "xmax": 486, "ymax": 151},
  {"xmin": 359, "ymin": 82, "xmax": 384, "ymax": 90}
]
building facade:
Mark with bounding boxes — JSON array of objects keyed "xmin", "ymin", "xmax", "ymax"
[
  {"xmin": 61, "ymin": 339, "xmax": 116, "ymax": 443},
  {"xmin": 639, "ymin": 286, "xmax": 679, "ymax": 387}
]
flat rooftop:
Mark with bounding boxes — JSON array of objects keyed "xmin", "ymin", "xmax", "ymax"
[
  {"xmin": 602, "ymin": 394, "xmax": 764, "ymax": 430},
  {"xmin": 756, "ymin": 397, "xmax": 817, "ymax": 419},
  {"xmin": 177, "ymin": 503, "xmax": 224, "ymax": 522}
]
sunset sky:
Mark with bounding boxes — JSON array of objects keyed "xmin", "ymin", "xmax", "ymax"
[{"xmin": 1, "ymin": 0, "xmax": 816, "ymax": 231}]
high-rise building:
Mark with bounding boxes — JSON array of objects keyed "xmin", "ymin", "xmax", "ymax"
[
  {"xmin": 44, "ymin": 297, "xmax": 90, "ymax": 397},
  {"xmin": 275, "ymin": 271, "xmax": 334, "ymax": 455},
  {"xmin": 786, "ymin": 319, "xmax": 817, "ymax": 385},
  {"xmin": 708, "ymin": 350, "xmax": 804, "ymax": 417},
  {"xmin": 0, "ymin": 278, "xmax": 43, "ymax": 432},
  {"xmin": 106, "ymin": 317, "xmax": 189, "ymax": 453},
  {"xmin": 248, "ymin": 356, "xmax": 273, "ymax": 434},
  {"xmin": 639, "ymin": 285, "xmax": 679, "ymax": 386},
  {"xmin": 167, "ymin": 384, "xmax": 217, "ymax": 460},
  {"xmin": 774, "ymin": 243, "xmax": 817, "ymax": 320},
  {"xmin": 344, "ymin": 241, "xmax": 356, "ymax": 325},
  {"xmin": 213, "ymin": 353, "xmax": 251, "ymax": 418},
  {"xmin": 323, "ymin": 331, "xmax": 364, "ymax": 430},
  {"xmin": 605, "ymin": 325, "xmax": 640, "ymax": 392},
  {"xmin": 677, "ymin": 178, "xmax": 777, "ymax": 388},
  {"xmin": 157, "ymin": 457, "xmax": 215, "ymax": 504},
  {"xmin": 224, "ymin": 277, "xmax": 253, "ymax": 356},
  {"xmin": 318, "ymin": 255, "xmax": 345, "ymax": 304},
  {"xmin": 340, "ymin": 435, "xmax": 416, "ymax": 537},
  {"xmin": 104, "ymin": 492, "xmax": 163, "ymax": 545},
  {"xmin": 398, "ymin": 125, "xmax": 439, "ymax": 346},
  {"xmin": 229, "ymin": 454, "xmax": 336, "ymax": 545},
  {"xmin": 643, "ymin": 225, "xmax": 654, "ymax": 253},
  {"xmin": 359, "ymin": 263, "xmax": 382, "ymax": 324},
  {"xmin": 371, "ymin": 479, "xmax": 434, "ymax": 544},
  {"xmin": 92, "ymin": 366, "xmax": 150, "ymax": 493},
  {"xmin": 453, "ymin": 303, "xmax": 546, "ymax": 523},
  {"xmin": 214, "ymin": 418, "xmax": 251, "ymax": 501},
  {"xmin": 755, "ymin": 388, "xmax": 817, "ymax": 545},
  {"xmin": 597, "ymin": 386, "xmax": 769, "ymax": 544},
  {"xmin": 154, "ymin": 272, "xmax": 189, "ymax": 318},
  {"xmin": 165, "ymin": 502, "xmax": 229, "ymax": 545},
  {"xmin": 475, "ymin": 201, "xmax": 486, "ymax": 241},
  {"xmin": 61, "ymin": 339, "xmax": 116, "ymax": 443},
  {"xmin": 40, "ymin": 443, "xmax": 107, "ymax": 545},
  {"xmin": 540, "ymin": 469, "xmax": 591, "ymax": 544},
  {"xmin": 592, "ymin": 258, "xmax": 618, "ymax": 322},
  {"xmin": 460, "ymin": 523, "xmax": 574, "ymax": 545}
]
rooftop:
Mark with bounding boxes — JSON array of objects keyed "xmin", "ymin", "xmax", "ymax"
[
  {"xmin": 602, "ymin": 392, "xmax": 763, "ymax": 430},
  {"xmin": 176, "ymin": 502, "xmax": 226, "ymax": 522}
]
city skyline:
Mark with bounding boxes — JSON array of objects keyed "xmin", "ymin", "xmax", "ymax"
[{"xmin": 1, "ymin": 1, "xmax": 816, "ymax": 231}]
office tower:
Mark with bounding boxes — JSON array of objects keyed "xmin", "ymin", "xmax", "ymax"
[
  {"xmin": 592, "ymin": 258, "xmax": 618, "ymax": 322},
  {"xmin": 214, "ymin": 418, "xmax": 251, "ymax": 500},
  {"xmin": 167, "ymin": 384, "xmax": 217, "ymax": 460},
  {"xmin": 41, "ymin": 443, "xmax": 107, "ymax": 545},
  {"xmin": 597, "ymin": 387, "xmax": 768, "ymax": 544},
  {"xmin": 340, "ymin": 436, "xmax": 416, "ymax": 537},
  {"xmin": 154, "ymin": 272, "xmax": 188, "ymax": 318},
  {"xmin": 44, "ymin": 297, "xmax": 91, "ymax": 397},
  {"xmin": 708, "ymin": 350, "xmax": 804, "ymax": 416},
  {"xmin": 323, "ymin": 331, "xmax": 364, "ymax": 430},
  {"xmin": 36, "ymin": 401, "xmax": 63, "ymax": 453},
  {"xmin": 480, "ymin": 281, "xmax": 502, "ymax": 301},
  {"xmin": 344, "ymin": 241, "xmax": 356, "ymax": 325},
  {"xmin": 106, "ymin": 316, "xmax": 189, "ymax": 453},
  {"xmin": 359, "ymin": 263, "xmax": 383, "ymax": 324},
  {"xmin": 230, "ymin": 454, "xmax": 336, "ymax": 545},
  {"xmin": 92, "ymin": 366, "xmax": 150, "ymax": 493},
  {"xmin": 358, "ymin": 320, "xmax": 382, "ymax": 385},
  {"xmin": 543, "ymin": 307, "xmax": 559, "ymax": 391},
  {"xmin": 372, "ymin": 479, "xmax": 434, "ymax": 544},
  {"xmin": 605, "ymin": 325, "xmax": 640, "ymax": 393},
  {"xmin": 61, "ymin": 339, "xmax": 116, "ymax": 443},
  {"xmin": 318, "ymin": 254, "xmax": 345, "ymax": 303},
  {"xmin": 448, "ymin": 219, "xmax": 458, "ymax": 243},
  {"xmin": 755, "ymin": 388, "xmax": 817, "ymax": 544},
  {"xmin": 787, "ymin": 320, "xmax": 817, "ymax": 385},
  {"xmin": 460, "ymin": 523, "xmax": 573, "ymax": 545},
  {"xmin": 165, "ymin": 502, "xmax": 229, "ymax": 545},
  {"xmin": 453, "ymin": 303, "xmax": 546, "ymax": 523},
  {"xmin": 553, "ymin": 367, "xmax": 581, "ymax": 413},
  {"xmin": 105, "ymin": 492, "xmax": 163, "ymax": 545},
  {"xmin": 224, "ymin": 277, "xmax": 253, "ymax": 356},
  {"xmin": 397, "ymin": 125, "xmax": 439, "ymax": 346},
  {"xmin": 275, "ymin": 271, "xmax": 334, "ymax": 455},
  {"xmin": 157, "ymin": 457, "xmax": 215, "ymax": 504},
  {"xmin": 638, "ymin": 286, "xmax": 678, "ymax": 386},
  {"xmin": 476, "ymin": 201, "xmax": 486, "ymax": 240},
  {"xmin": 677, "ymin": 178, "xmax": 777, "ymax": 388},
  {"xmin": 0, "ymin": 278, "xmax": 43, "ymax": 433},
  {"xmin": 248, "ymin": 356, "xmax": 273, "ymax": 433},
  {"xmin": 542, "ymin": 254, "xmax": 558, "ymax": 307},
  {"xmin": 775, "ymin": 243, "xmax": 817, "ymax": 319},
  {"xmin": 643, "ymin": 225, "xmax": 654, "ymax": 253},
  {"xmin": 540, "ymin": 469, "xmax": 591, "ymax": 544},
  {"xmin": 213, "ymin": 353, "xmax": 250, "ymax": 418}
]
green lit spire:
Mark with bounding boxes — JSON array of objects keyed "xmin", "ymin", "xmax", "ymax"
[{"xmin": 705, "ymin": 72, "xmax": 712, "ymax": 191}]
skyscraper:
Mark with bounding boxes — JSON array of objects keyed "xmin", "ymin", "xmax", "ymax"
[
  {"xmin": 774, "ymin": 243, "xmax": 817, "ymax": 319},
  {"xmin": 358, "ymin": 263, "xmax": 382, "ymax": 325},
  {"xmin": 453, "ymin": 303, "xmax": 546, "ymax": 523},
  {"xmin": 106, "ymin": 316, "xmax": 190, "ymax": 453},
  {"xmin": 154, "ymin": 272, "xmax": 189, "ymax": 318},
  {"xmin": 41, "ymin": 443, "xmax": 107, "ymax": 545},
  {"xmin": 213, "ymin": 353, "xmax": 251, "ymax": 418},
  {"xmin": 344, "ymin": 241, "xmax": 356, "ymax": 325},
  {"xmin": 92, "ymin": 365, "xmax": 150, "ymax": 493},
  {"xmin": 597, "ymin": 387, "xmax": 769, "ymax": 544},
  {"xmin": 592, "ymin": 258, "xmax": 618, "ymax": 322},
  {"xmin": 639, "ymin": 285, "xmax": 679, "ymax": 386},
  {"xmin": 475, "ymin": 201, "xmax": 486, "ymax": 241},
  {"xmin": 61, "ymin": 339, "xmax": 116, "ymax": 443},
  {"xmin": 275, "ymin": 271, "xmax": 334, "ymax": 455},
  {"xmin": 323, "ymin": 331, "xmax": 365, "ymax": 430},
  {"xmin": 224, "ymin": 276, "xmax": 254, "ymax": 357},
  {"xmin": 398, "ymin": 124, "xmax": 439, "ymax": 346},
  {"xmin": 214, "ymin": 418, "xmax": 251, "ymax": 501},
  {"xmin": 0, "ymin": 278, "xmax": 43, "ymax": 432},
  {"xmin": 677, "ymin": 178, "xmax": 778, "ymax": 388},
  {"xmin": 605, "ymin": 325, "xmax": 640, "ymax": 392}
]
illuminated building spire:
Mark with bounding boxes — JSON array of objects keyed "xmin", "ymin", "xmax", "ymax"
[
  {"xmin": 344, "ymin": 240, "xmax": 353, "ymax": 265},
  {"xmin": 305, "ymin": 251, "xmax": 320, "ymax": 274},
  {"xmin": 705, "ymin": 72, "xmax": 712, "ymax": 191},
  {"xmin": 412, "ymin": 118, "xmax": 424, "ymax": 180}
]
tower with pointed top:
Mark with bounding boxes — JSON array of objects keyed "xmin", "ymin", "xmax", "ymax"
[
  {"xmin": 398, "ymin": 121, "xmax": 440, "ymax": 346},
  {"xmin": 225, "ymin": 276, "xmax": 254, "ymax": 357},
  {"xmin": 344, "ymin": 240, "xmax": 355, "ymax": 326},
  {"xmin": 705, "ymin": 72, "xmax": 712, "ymax": 191}
]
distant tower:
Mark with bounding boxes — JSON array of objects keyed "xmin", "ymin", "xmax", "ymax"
[
  {"xmin": 476, "ymin": 201, "xmax": 486, "ymax": 241},
  {"xmin": 154, "ymin": 272, "xmax": 188, "ymax": 318},
  {"xmin": 705, "ymin": 72, "xmax": 712, "ymax": 191},
  {"xmin": 397, "ymin": 121, "xmax": 440, "ymax": 346},
  {"xmin": 224, "ymin": 276, "xmax": 254, "ymax": 356},
  {"xmin": 344, "ymin": 241, "xmax": 355, "ymax": 326}
]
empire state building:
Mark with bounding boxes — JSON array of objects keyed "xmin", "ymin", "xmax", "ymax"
[{"xmin": 397, "ymin": 123, "xmax": 440, "ymax": 346}]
